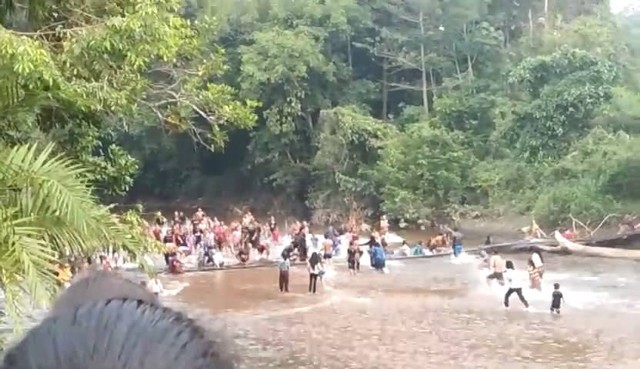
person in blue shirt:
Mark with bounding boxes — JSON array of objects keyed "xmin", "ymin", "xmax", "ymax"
[
  {"xmin": 451, "ymin": 227, "xmax": 464, "ymax": 257},
  {"xmin": 371, "ymin": 242, "xmax": 386, "ymax": 271}
]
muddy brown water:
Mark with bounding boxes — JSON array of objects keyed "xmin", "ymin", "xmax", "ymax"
[
  {"xmin": 161, "ymin": 250, "xmax": 640, "ymax": 369},
  {"xmin": 134, "ymin": 208, "xmax": 639, "ymax": 368}
]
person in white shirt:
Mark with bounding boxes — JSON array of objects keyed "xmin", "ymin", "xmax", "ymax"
[
  {"xmin": 503, "ymin": 260, "xmax": 529, "ymax": 309},
  {"xmin": 212, "ymin": 249, "xmax": 225, "ymax": 268},
  {"xmin": 396, "ymin": 241, "xmax": 411, "ymax": 257}
]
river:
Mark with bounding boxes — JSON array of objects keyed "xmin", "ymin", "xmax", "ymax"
[
  {"xmin": 161, "ymin": 249, "xmax": 640, "ymax": 369},
  {"xmin": 4, "ymin": 218, "xmax": 639, "ymax": 368}
]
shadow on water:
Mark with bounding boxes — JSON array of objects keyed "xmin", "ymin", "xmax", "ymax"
[{"xmin": 163, "ymin": 253, "xmax": 640, "ymax": 369}]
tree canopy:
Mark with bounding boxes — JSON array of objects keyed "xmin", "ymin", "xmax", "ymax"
[{"xmin": 2, "ymin": 0, "xmax": 640, "ymax": 230}]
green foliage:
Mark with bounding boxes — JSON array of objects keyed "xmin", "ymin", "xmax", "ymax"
[
  {"xmin": 0, "ymin": 143, "xmax": 152, "ymax": 327},
  {"xmin": 507, "ymin": 47, "xmax": 618, "ymax": 161},
  {"xmin": 123, "ymin": 0, "xmax": 639, "ymax": 228},
  {"xmin": 307, "ymin": 106, "xmax": 395, "ymax": 223},
  {"xmin": 4, "ymin": 0, "xmax": 640, "ymax": 239},
  {"xmin": 532, "ymin": 179, "xmax": 618, "ymax": 227},
  {"xmin": 0, "ymin": 0, "xmax": 257, "ymax": 197},
  {"xmin": 376, "ymin": 123, "xmax": 475, "ymax": 221}
]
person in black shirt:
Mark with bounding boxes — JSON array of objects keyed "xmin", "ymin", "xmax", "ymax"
[
  {"xmin": 347, "ymin": 243, "xmax": 357, "ymax": 275},
  {"xmin": 551, "ymin": 282, "xmax": 564, "ymax": 314}
]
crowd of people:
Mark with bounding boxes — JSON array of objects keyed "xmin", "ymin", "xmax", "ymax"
[
  {"xmin": 143, "ymin": 209, "xmax": 568, "ymax": 313},
  {"xmin": 53, "ymin": 253, "xmax": 132, "ymax": 288},
  {"xmin": 146, "ymin": 208, "xmax": 409, "ymax": 277},
  {"xmin": 50, "ymin": 207, "xmax": 572, "ymax": 316},
  {"xmin": 148, "ymin": 209, "xmax": 281, "ymax": 273}
]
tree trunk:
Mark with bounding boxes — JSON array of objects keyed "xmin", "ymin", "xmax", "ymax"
[
  {"xmin": 554, "ymin": 232, "xmax": 640, "ymax": 260},
  {"xmin": 453, "ymin": 43, "xmax": 463, "ymax": 81},
  {"xmin": 528, "ymin": 8, "xmax": 534, "ymax": 45},
  {"xmin": 429, "ymin": 67, "xmax": 436, "ymax": 103},
  {"xmin": 381, "ymin": 59, "xmax": 388, "ymax": 121},
  {"xmin": 463, "ymin": 24, "xmax": 474, "ymax": 81},
  {"xmin": 347, "ymin": 34, "xmax": 353, "ymax": 70},
  {"xmin": 544, "ymin": 0, "xmax": 549, "ymax": 19},
  {"xmin": 418, "ymin": 10, "xmax": 429, "ymax": 116},
  {"xmin": 503, "ymin": 16, "xmax": 510, "ymax": 48}
]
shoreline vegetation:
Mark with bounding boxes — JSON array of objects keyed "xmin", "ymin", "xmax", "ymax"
[{"xmin": 2, "ymin": 0, "xmax": 640, "ymax": 329}]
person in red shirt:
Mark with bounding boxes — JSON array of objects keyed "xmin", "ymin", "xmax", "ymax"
[{"xmin": 562, "ymin": 228, "xmax": 575, "ymax": 240}]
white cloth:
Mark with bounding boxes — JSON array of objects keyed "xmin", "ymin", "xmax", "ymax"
[
  {"xmin": 531, "ymin": 253, "xmax": 543, "ymax": 268},
  {"xmin": 504, "ymin": 269, "xmax": 527, "ymax": 289},
  {"xmin": 308, "ymin": 263, "xmax": 322, "ymax": 275},
  {"xmin": 397, "ymin": 245, "xmax": 410, "ymax": 256},
  {"xmin": 212, "ymin": 251, "xmax": 224, "ymax": 266},
  {"xmin": 148, "ymin": 278, "xmax": 163, "ymax": 294}
]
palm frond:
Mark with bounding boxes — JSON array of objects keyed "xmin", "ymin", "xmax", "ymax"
[{"xmin": 0, "ymin": 142, "xmax": 151, "ymax": 329}]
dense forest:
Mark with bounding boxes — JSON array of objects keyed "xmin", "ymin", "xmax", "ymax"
[{"xmin": 2, "ymin": 0, "xmax": 640, "ymax": 227}]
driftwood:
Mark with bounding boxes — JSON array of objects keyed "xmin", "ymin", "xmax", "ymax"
[
  {"xmin": 589, "ymin": 230, "xmax": 640, "ymax": 247},
  {"xmin": 554, "ymin": 231, "xmax": 640, "ymax": 260},
  {"xmin": 569, "ymin": 213, "xmax": 619, "ymax": 238},
  {"xmin": 520, "ymin": 219, "xmax": 548, "ymax": 238}
]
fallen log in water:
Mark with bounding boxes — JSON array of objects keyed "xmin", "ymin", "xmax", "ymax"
[
  {"xmin": 154, "ymin": 259, "xmax": 281, "ymax": 275},
  {"xmin": 401, "ymin": 238, "xmax": 559, "ymax": 260},
  {"xmin": 586, "ymin": 230, "xmax": 640, "ymax": 248},
  {"xmin": 554, "ymin": 231, "xmax": 640, "ymax": 260}
]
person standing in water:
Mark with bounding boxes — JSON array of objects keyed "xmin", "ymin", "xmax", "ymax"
[
  {"xmin": 379, "ymin": 215, "xmax": 389, "ymax": 236},
  {"xmin": 278, "ymin": 254, "xmax": 290, "ymax": 293},
  {"xmin": 550, "ymin": 283, "xmax": 564, "ymax": 314},
  {"xmin": 297, "ymin": 222, "xmax": 309, "ymax": 262},
  {"xmin": 347, "ymin": 242, "xmax": 357, "ymax": 275},
  {"xmin": 325, "ymin": 226, "xmax": 340, "ymax": 255},
  {"xmin": 503, "ymin": 260, "xmax": 529, "ymax": 309},
  {"xmin": 486, "ymin": 250, "xmax": 505, "ymax": 285},
  {"xmin": 530, "ymin": 247, "xmax": 544, "ymax": 278},
  {"xmin": 307, "ymin": 252, "xmax": 323, "ymax": 294},
  {"xmin": 354, "ymin": 242, "xmax": 363, "ymax": 273},
  {"xmin": 527, "ymin": 259, "xmax": 541, "ymax": 290},
  {"xmin": 268, "ymin": 215, "xmax": 279, "ymax": 243},
  {"xmin": 322, "ymin": 235, "xmax": 334, "ymax": 266},
  {"xmin": 371, "ymin": 242, "xmax": 386, "ymax": 272},
  {"xmin": 362, "ymin": 235, "xmax": 378, "ymax": 266},
  {"xmin": 451, "ymin": 227, "xmax": 464, "ymax": 257},
  {"xmin": 478, "ymin": 249, "xmax": 490, "ymax": 269}
]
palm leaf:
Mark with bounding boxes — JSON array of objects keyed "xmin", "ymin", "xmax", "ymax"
[{"xmin": 0, "ymin": 142, "xmax": 151, "ymax": 329}]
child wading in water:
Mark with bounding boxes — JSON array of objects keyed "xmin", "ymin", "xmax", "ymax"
[
  {"xmin": 277, "ymin": 255, "xmax": 290, "ymax": 293},
  {"xmin": 551, "ymin": 283, "xmax": 564, "ymax": 314},
  {"xmin": 503, "ymin": 260, "xmax": 529, "ymax": 309}
]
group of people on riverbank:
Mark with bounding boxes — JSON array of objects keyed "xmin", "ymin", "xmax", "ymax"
[
  {"xmin": 148, "ymin": 208, "xmax": 283, "ymax": 272},
  {"xmin": 145, "ymin": 206, "xmax": 473, "ymax": 278}
]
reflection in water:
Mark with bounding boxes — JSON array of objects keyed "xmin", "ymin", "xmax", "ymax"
[{"xmin": 163, "ymin": 254, "xmax": 640, "ymax": 369}]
